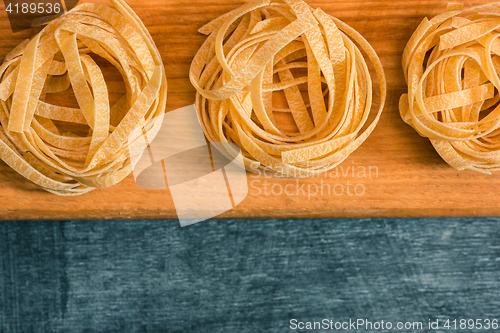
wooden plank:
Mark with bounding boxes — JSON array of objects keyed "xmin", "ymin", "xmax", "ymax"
[
  {"xmin": 1, "ymin": 219, "xmax": 499, "ymax": 330},
  {"xmin": 0, "ymin": 0, "xmax": 497, "ymax": 220}
]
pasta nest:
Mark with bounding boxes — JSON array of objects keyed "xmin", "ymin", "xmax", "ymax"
[
  {"xmin": 401, "ymin": 2, "xmax": 500, "ymax": 173},
  {"xmin": 0, "ymin": 0, "xmax": 167, "ymax": 195},
  {"xmin": 190, "ymin": 0, "xmax": 386, "ymax": 178}
]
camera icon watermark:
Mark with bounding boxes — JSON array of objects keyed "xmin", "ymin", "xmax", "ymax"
[
  {"xmin": 128, "ymin": 105, "xmax": 249, "ymax": 227},
  {"xmin": 3, "ymin": 0, "xmax": 80, "ymax": 33},
  {"xmin": 127, "ymin": 107, "xmax": 378, "ymax": 226}
]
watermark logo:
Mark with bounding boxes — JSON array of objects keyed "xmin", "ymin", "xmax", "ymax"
[
  {"xmin": 128, "ymin": 105, "xmax": 378, "ymax": 226},
  {"xmin": 128, "ymin": 105, "xmax": 248, "ymax": 227},
  {"xmin": 248, "ymin": 163, "xmax": 378, "ymax": 200},
  {"xmin": 4, "ymin": 0, "xmax": 80, "ymax": 33}
]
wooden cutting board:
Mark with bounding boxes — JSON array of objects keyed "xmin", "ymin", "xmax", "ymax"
[{"xmin": 0, "ymin": 0, "xmax": 498, "ymax": 220}]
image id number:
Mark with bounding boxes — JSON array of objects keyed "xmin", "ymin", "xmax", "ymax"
[
  {"xmin": 444, "ymin": 319, "xmax": 498, "ymax": 330},
  {"xmin": 6, "ymin": 2, "xmax": 61, "ymax": 14}
]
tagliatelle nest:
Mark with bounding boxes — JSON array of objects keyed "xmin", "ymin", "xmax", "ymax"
[
  {"xmin": 401, "ymin": 2, "xmax": 500, "ymax": 173},
  {"xmin": 0, "ymin": 0, "xmax": 167, "ymax": 195},
  {"xmin": 190, "ymin": 0, "xmax": 386, "ymax": 178}
]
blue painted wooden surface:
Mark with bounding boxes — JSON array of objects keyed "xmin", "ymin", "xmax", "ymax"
[{"xmin": 0, "ymin": 219, "xmax": 499, "ymax": 332}]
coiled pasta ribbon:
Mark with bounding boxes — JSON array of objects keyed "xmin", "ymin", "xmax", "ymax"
[
  {"xmin": 190, "ymin": 0, "xmax": 386, "ymax": 178},
  {"xmin": 401, "ymin": 2, "xmax": 500, "ymax": 173},
  {"xmin": 0, "ymin": 0, "xmax": 167, "ymax": 195}
]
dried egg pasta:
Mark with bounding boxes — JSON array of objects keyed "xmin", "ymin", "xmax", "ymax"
[
  {"xmin": 401, "ymin": 2, "xmax": 500, "ymax": 173},
  {"xmin": 0, "ymin": 0, "xmax": 167, "ymax": 195},
  {"xmin": 190, "ymin": 0, "xmax": 386, "ymax": 178}
]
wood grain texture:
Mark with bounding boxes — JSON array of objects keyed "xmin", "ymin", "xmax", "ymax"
[
  {"xmin": 0, "ymin": 0, "xmax": 498, "ymax": 220},
  {"xmin": 1, "ymin": 219, "xmax": 499, "ymax": 332}
]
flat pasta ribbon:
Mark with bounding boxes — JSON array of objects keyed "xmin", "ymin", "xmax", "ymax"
[
  {"xmin": 0, "ymin": 0, "xmax": 167, "ymax": 195},
  {"xmin": 190, "ymin": 0, "xmax": 386, "ymax": 178},
  {"xmin": 401, "ymin": 2, "xmax": 500, "ymax": 173}
]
